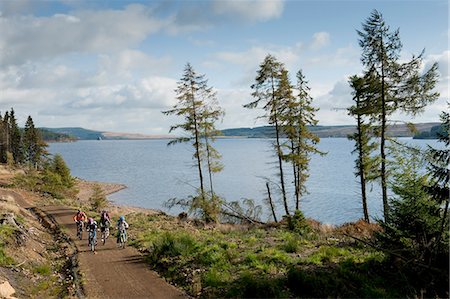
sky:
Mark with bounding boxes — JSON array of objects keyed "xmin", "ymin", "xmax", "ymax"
[{"xmin": 0, "ymin": 0, "xmax": 448, "ymax": 135}]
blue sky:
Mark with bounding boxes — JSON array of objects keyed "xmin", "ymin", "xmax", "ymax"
[{"xmin": 0, "ymin": 0, "xmax": 448, "ymax": 134}]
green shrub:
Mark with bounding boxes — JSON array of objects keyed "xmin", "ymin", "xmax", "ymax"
[
  {"xmin": 203, "ymin": 267, "xmax": 232, "ymax": 287},
  {"xmin": 0, "ymin": 248, "xmax": 15, "ymax": 266},
  {"xmin": 280, "ymin": 235, "xmax": 299, "ymax": 253},
  {"xmin": 0, "ymin": 225, "xmax": 16, "ymax": 266},
  {"xmin": 33, "ymin": 263, "xmax": 52, "ymax": 276},
  {"xmin": 150, "ymin": 232, "xmax": 198, "ymax": 261},
  {"xmin": 90, "ymin": 184, "xmax": 107, "ymax": 211},
  {"xmin": 286, "ymin": 210, "xmax": 311, "ymax": 236}
]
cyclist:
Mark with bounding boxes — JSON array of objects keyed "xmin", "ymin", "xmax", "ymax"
[
  {"xmin": 116, "ymin": 215, "xmax": 129, "ymax": 245},
  {"xmin": 73, "ymin": 209, "xmax": 87, "ymax": 237},
  {"xmin": 86, "ymin": 217, "xmax": 98, "ymax": 252},
  {"xmin": 99, "ymin": 210, "xmax": 111, "ymax": 242}
]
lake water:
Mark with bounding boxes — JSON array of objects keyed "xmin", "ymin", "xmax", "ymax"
[{"xmin": 48, "ymin": 138, "xmax": 438, "ymax": 225}]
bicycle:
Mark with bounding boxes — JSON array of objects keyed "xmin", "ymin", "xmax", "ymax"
[
  {"xmin": 100, "ymin": 221, "xmax": 110, "ymax": 245},
  {"xmin": 117, "ymin": 227, "xmax": 127, "ymax": 249},
  {"xmin": 88, "ymin": 229, "xmax": 97, "ymax": 252},
  {"xmin": 76, "ymin": 221, "xmax": 83, "ymax": 240}
]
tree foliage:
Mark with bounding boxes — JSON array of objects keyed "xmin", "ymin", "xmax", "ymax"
[
  {"xmin": 245, "ymin": 54, "xmax": 290, "ymax": 216},
  {"xmin": 51, "ymin": 153, "xmax": 74, "ymax": 188},
  {"xmin": 246, "ymin": 55, "xmax": 324, "ymax": 220},
  {"xmin": 357, "ymin": 10, "xmax": 439, "ymax": 220},
  {"xmin": 90, "ymin": 184, "xmax": 108, "ymax": 211},
  {"xmin": 163, "ymin": 63, "xmax": 224, "ymax": 222},
  {"xmin": 348, "ymin": 75, "xmax": 380, "ymax": 222},
  {"xmin": 281, "ymin": 70, "xmax": 325, "ymax": 211},
  {"xmin": 376, "ymin": 143, "xmax": 448, "ymax": 292}
]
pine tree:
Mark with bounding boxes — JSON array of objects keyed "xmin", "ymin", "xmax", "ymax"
[
  {"xmin": 280, "ymin": 69, "xmax": 325, "ymax": 211},
  {"xmin": 9, "ymin": 108, "xmax": 23, "ymax": 164},
  {"xmin": 163, "ymin": 63, "xmax": 224, "ymax": 222},
  {"xmin": 200, "ymin": 97, "xmax": 224, "ymax": 199},
  {"xmin": 90, "ymin": 184, "xmax": 107, "ymax": 211},
  {"xmin": 3, "ymin": 111, "xmax": 10, "ymax": 161},
  {"xmin": 348, "ymin": 75, "xmax": 380, "ymax": 222},
  {"xmin": 245, "ymin": 54, "xmax": 290, "ymax": 216},
  {"xmin": 426, "ymin": 106, "xmax": 449, "ymax": 260},
  {"xmin": 357, "ymin": 10, "xmax": 439, "ymax": 220},
  {"xmin": 23, "ymin": 116, "xmax": 47, "ymax": 168},
  {"xmin": 52, "ymin": 154, "xmax": 74, "ymax": 188}
]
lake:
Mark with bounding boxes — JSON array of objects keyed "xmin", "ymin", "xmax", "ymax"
[{"xmin": 48, "ymin": 138, "xmax": 438, "ymax": 225}]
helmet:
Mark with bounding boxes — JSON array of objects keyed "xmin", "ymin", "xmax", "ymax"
[
  {"xmin": 119, "ymin": 216, "xmax": 125, "ymax": 221},
  {"xmin": 88, "ymin": 217, "xmax": 94, "ymax": 224}
]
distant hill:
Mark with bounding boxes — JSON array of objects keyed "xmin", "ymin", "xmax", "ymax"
[
  {"xmin": 413, "ymin": 123, "xmax": 447, "ymax": 139},
  {"xmin": 221, "ymin": 123, "xmax": 441, "ymax": 138},
  {"xmin": 42, "ymin": 123, "xmax": 441, "ymax": 141},
  {"xmin": 38, "ymin": 128, "xmax": 76, "ymax": 142},
  {"xmin": 43, "ymin": 127, "xmax": 171, "ymax": 140},
  {"xmin": 42, "ymin": 127, "xmax": 104, "ymax": 140}
]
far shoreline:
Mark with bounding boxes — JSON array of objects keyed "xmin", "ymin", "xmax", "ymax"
[{"xmin": 76, "ymin": 178, "xmax": 163, "ymax": 216}]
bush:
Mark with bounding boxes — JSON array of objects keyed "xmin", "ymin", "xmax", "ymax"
[
  {"xmin": 150, "ymin": 232, "xmax": 198, "ymax": 261},
  {"xmin": 286, "ymin": 210, "xmax": 311, "ymax": 235},
  {"xmin": 90, "ymin": 184, "xmax": 107, "ymax": 211},
  {"xmin": 13, "ymin": 155, "xmax": 76, "ymax": 199}
]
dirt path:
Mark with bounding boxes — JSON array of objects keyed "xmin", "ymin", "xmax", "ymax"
[{"xmin": 5, "ymin": 190, "xmax": 186, "ymax": 299}]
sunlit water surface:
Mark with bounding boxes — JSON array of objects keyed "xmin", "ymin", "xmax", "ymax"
[{"xmin": 48, "ymin": 138, "xmax": 438, "ymax": 225}]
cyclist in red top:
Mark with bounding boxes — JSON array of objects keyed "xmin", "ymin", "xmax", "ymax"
[
  {"xmin": 73, "ymin": 209, "xmax": 87, "ymax": 222},
  {"xmin": 73, "ymin": 209, "xmax": 87, "ymax": 239}
]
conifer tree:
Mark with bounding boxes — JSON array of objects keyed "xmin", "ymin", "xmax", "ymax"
[
  {"xmin": 357, "ymin": 10, "xmax": 439, "ymax": 220},
  {"xmin": 3, "ymin": 111, "xmax": 10, "ymax": 160},
  {"xmin": 164, "ymin": 63, "xmax": 206, "ymax": 196},
  {"xmin": 348, "ymin": 75, "xmax": 380, "ymax": 222},
  {"xmin": 23, "ymin": 116, "xmax": 47, "ymax": 168},
  {"xmin": 9, "ymin": 108, "xmax": 23, "ymax": 164},
  {"xmin": 426, "ymin": 106, "xmax": 449, "ymax": 257},
  {"xmin": 163, "ymin": 63, "xmax": 224, "ymax": 222},
  {"xmin": 281, "ymin": 69, "xmax": 324, "ymax": 211},
  {"xmin": 52, "ymin": 154, "xmax": 74, "ymax": 188},
  {"xmin": 245, "ymin": 54, "xmax": 290, "ymax": 216},
  {"xmin": 200, "ymin": 98, "xmax": 224, "ymax": 199}
]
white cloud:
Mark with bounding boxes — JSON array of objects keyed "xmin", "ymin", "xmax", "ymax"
[
  {"xmin": 0, "ymin": 4, "xmax": 166, "ymax": 65},
  {"xmin": 0, "ymin": 0, "xmax": 38, "ymax": 16},
  {"xmin": 305, "ymin": 45, "xmax": 359, "ymax": 68},
  {"xmin": 98, "ymin": 50, "xmax": 172, "ymax": 79},
  {"xmin": 310, "ymin": 32, "xmax": 330, "ymax": 50},
  {"xmin": 211, "ymin": 31, "xmax": 334, "ymax": 73},
  {"xmin": 212, "ymin": 0, "xmax": 284, "ymax": 22}
]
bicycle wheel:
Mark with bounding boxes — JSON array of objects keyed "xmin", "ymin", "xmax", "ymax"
[
  {"xmin": 77, "ymin": 224, "xmax": 83, "ymax": 240},
  {"xmin": 90, "ymin": 234, "xmax": 96, "ymax": 252},
  {"xmin": 119, "ymin": 232, "xmax": 125, "ymax": 249}
]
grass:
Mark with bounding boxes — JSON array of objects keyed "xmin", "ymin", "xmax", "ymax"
[
  {"xmin": 0, "ymin": 224, "xmax": 16, "ymax": 266},
  {"xmin": 33, "ymin": 263, "xmax": 52, "ymax": 276},
  {"xmin": 124, "ymin": 212, "xmax": 403, "ymax": 298}
]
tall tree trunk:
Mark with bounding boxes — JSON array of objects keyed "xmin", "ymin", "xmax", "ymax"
[
  {"xmin": 291, "ymin": 140, "xmax": 299, "ymax": 210},
  {"xmin": 274, "ymin": 118, "xmax": 289, "ymax": 216},
  {"xmin": 266, "ymin": 182, "xmax": 278, "ymax": 223},
  {"xmin": 205, "ymin": 134, "xmax": 214, "ymax": 198},
  {"xmin": 271, "ymin": 76, "xmax": 289, "ymax": 216},
  {"xmin": 295, "ymin": 125, "xmax": 303, "ymax": 211},
  {"xmin": 191, "ymin": 84, "xmax": 204, "ymax": 197},
  {"xmin": 356, "ymin": 113, "xmax": 370, "ymax": 223},
  {"xmin": 380, "ymin": 55, "xmax": 389, "ymax": 221}
]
